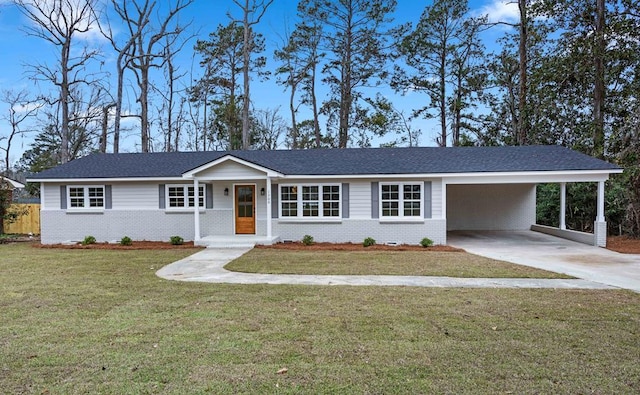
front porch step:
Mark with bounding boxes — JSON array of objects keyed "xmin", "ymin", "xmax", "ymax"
[{"xmin": 195, "ymin": 235, "xmax": 280, "ymax": 248}]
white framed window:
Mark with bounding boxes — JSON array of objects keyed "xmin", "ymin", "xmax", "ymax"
[
  {"xmin": 166, "ymin": 185, "xmax": 205, "ymax": 209},
  {"xmin": 280, "ymin": 184, "xmax": 341, "ymax": 219},
  {"xmin": 67, "ymin": 186, "xmax": 105, "ymax": 209},
  {"xmin": 280, "ymin": 185, "xmax": 298, "ymax": 217},
  {"xmin": 380, "ymin": 183, "xmax": 422, "ymax": 219}
]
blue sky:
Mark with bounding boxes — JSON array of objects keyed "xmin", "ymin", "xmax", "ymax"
[{"xmin": 0, "ymin": 0, "xmax": 519, "ymax": 168}]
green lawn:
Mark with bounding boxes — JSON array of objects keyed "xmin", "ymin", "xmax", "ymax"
[
  {"xmin": 225, "ymin": 249, "xmax": 573, "ymax": 278},
  {"xmin": 1, "ymin": 243, "xmax": 639, "ymax": 394}
]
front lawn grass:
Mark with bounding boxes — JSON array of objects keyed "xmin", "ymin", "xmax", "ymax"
[
  {"xmin": 1, "ymin": 243, "xmax": 639, "ymax": 394},
  {"xmin": 226, "ymin": 249, "xmax": 572, "ymax": 278}
]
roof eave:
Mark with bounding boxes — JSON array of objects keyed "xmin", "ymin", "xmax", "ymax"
[{"xmin": 27, "ymin": 176, "xmax": 186, "ymax": 183}]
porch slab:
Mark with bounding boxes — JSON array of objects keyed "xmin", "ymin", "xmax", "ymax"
[{"xmin": 196, "ymin": 235, "xmax": 280, "ymax": 248}]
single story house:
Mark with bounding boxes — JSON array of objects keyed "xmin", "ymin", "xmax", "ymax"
[{"xmin": 28, "ymin": 145, "xmax": 622, "ymax": 246}]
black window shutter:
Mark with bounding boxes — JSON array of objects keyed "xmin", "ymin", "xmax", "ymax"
[
  {"xmin": 271, "ymin": 184, "xmax": 279, "ymax": 219},
  {"xmin": 60, "ymin": 185, "xmax": 67, "ymax": 209},
  {"xmin": 159, "ymin": 184, "xmax": 166, "ymax": 209},
  {"xmin": 105, "ymin": 185, "xmax": 112, "ymax": 209},
  {"xmin": 371, "ymin": 182, "xmax": 379, "ymax": 219},
  {"xmin": 206, "ymin": 184, "xmax": 213, "ymax": 209},
  {"xmin": 423, "ymin": 181, "xmax": 432, "ymax": 219},
  {"xmin": 342, "ymin": 183, "xmax": 349, "ymax": 218}
]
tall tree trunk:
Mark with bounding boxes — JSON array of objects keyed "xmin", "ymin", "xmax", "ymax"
[
  {"xmin": 338, "ymin": 65, "xmax": 351, "ymax": 148},
  {"xmin": 439, "ymin": 46, "xmax": 447, "ymax": 147},
  {"xmin": 241, "ymin": 1, "xmax": 251, "ymax": 150},
  {"xmin": 338, "ymin": 7, "xmax": 353, "ymax": 149},
  {"xmin": 140, "ymin": 67, "xmax": 150, "ymax": 152},
  {"xmin": 311, "ymin": 61, "xmax": 321, "ymax": 147},
  {"xmin": 517, "ymin": 0, "xmax": 528, "ymax": 145},
  {"xmin": 166, "ymin": 54, "xmax": 175, "ymax": 152},
  {"xmin": 113, "ymin": 49, "xmax": 128, "ymax": 153},
  {"xmin": 100, "ymin": 103, "xmax": 115, "ymax": 153},
  {"xmin": 289, "ymin": 81, "xmax": 298, "ymax": 149},
  {"xmin": 593, "ymin": 0, "xmax": 605, "ymax": 159},
  {"xmin": 60, "ymin": 41, "xmax": 70, "ymax": 163},
  {"xmin": 453, "ymin": 92, "xmax": 462, "ymax": 147}
]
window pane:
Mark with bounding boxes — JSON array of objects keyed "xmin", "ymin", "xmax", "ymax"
[
  {"xmin": 168, "ymin": 186, "xmax": 185, "ymax": 207},
  {"xmin": 403, "ymin": 184, "xmax": 421, "ymax": 200},
  {"xmin": 404, "ymin": 201, "xmax": 420, "ymax": 216},
  {"xmin": 69, "ymin": 187, "xmax": 84, "ymax": 208},
  {"xmin": 323, "ymin": 185, "xmax": 339, "ymax": 201},
  {"xmin": 382, "ymin": 201, "xmax": 399, "ymax": 217},
  {"xmin": 187, "ymin": 186, "xmax": 205, "ymax": 207},
  {"xmin": 88, "ymin": 187, "xmax": 104, "ymax": 208},
  {"xmin": 323, "ymin": 201, "xmax": 339, "ymax": 217},
  {"xmin": 239, "ymin": 202, "xmax": 253, "ymax": 217},
  {"xmin": 88, "ymin": 187, "xmax": 103, "ymax": 197},
  {"xmin": 281, "ymin": 186, "xmax": 298, "ymax": 216},
  {"xmin": 382, "ymin": 185, "xmax": 399, "ymax": 200},
  {"xmin": 281, "ymin": 202, "xmax": 297, "ymax": 217},
  {"xmin": 281, "ymin": 186, "xmax": 297, "ymax": 201},
  {"xmin": 303, "ymin": 202, "xmax": 319, "ymax": 217},
  {"xmin": 302, "ymin": 186, "xmax": 318, "ymax": 201}
]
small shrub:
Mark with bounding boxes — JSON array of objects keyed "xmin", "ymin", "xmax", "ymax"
[
  {"xmin": 363, "ymin": 237, "xmax": 376, "ymax": 247},
  {"xmin": 302, "ymin": 234, "xmax": 314, "ymax": 246},
  {"xmin": 120, "ymin": 236, "xmax": 133, "ymax": 246},
  {"xmin": 82, "ymin": 235, "xmax": 96, "ymax": 245},
  {"xmin": 170, "ymin": 235, "xmax": 184, "ymax": 245},
  {"xmin": 420, "ymin": 237, "xmax": 434, "ymax": 248}
]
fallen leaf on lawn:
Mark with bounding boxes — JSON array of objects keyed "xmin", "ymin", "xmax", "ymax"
[{"xmin": 491, "ymin": 326, "xmax": 497, "ymax": 331}]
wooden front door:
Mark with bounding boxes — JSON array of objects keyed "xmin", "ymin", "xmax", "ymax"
[{"xmin": 235, "ymin": 185, "xmax": 255, "ymax": 234}]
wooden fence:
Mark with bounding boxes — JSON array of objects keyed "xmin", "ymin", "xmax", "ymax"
[{"xmin": 4, "ymin": 204, "xmax": 41, "ymax": 235}]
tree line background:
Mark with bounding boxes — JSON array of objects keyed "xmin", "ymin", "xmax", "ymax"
[{"xmin": 0, "ymin": 0, "xmax": 638, "ymax": 237}]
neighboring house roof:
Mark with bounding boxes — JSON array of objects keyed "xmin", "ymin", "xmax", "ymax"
[
  {"xmin": 0, "ymin": 176, "xmax": 25, "ymax": 189},
  {"xmin": 29, "ymin": 145, "xmax": 621, "ymax": 180}
]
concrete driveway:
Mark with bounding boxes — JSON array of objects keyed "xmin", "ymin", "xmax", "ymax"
[{"xmin": 448, "ymin": 230, "xmax": 640, "ymax": 293}]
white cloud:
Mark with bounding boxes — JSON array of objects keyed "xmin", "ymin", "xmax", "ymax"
[
  {"xmin": 12, "ymin": 101, "xmax": 44, "ymax": 113},
  {"xmin": 479, "ymin": 0, "xmax": 520, "ymax": 24}
]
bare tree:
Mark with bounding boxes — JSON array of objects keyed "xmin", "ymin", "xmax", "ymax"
[
  {"xmin": 229, "ymin": 0, "xmax": 274, "ymax": 150},
  {"xmin": 101, "ymin": 0, "xmax": 140, "ymax": 153},
  {"xmin": 0, "ymin": 90, "xmax": 41, "ymax": 172},
  {"xmin": 108, "ymin": 0, "xmax": 192, "ymax": 153},
  {"xmin": 252, "ymin": 107, "xmax": 285, "ymax": 150},
  {"xmin": 15, "ymin": 0, "xmax": 101, "ymax": 163},
  {"xmin": 155, "ymin": 34, "xmax": 191, "ymax": 152}
]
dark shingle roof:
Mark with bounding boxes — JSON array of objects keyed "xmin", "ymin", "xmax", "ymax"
[{"xmin": 30, "ymin": 145, "xmax": 621, "ymax": 180}]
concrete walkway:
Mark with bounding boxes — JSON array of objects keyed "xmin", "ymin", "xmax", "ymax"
[
  {"xmin": 448, "ymin": 230, "xmax": 640, "ymax": 293},
  {"xmin": 156, "ymin": 244, "xmax": 614, "ymax": 290}
]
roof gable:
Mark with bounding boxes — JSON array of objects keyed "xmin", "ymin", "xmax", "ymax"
[{"xmin": 183, "ymin": 155, "xmax": 283, "ymax": 178}]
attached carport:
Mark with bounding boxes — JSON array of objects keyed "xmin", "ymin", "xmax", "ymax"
[{"xmin": 442, "ymin": 169, "xmax": 622, "ymax": 247}]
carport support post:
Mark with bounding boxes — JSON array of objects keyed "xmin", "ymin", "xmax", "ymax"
[
  {"xmin": 594, "ymin": 180, "xmax": 606, "ymax": 247},
  {"xmin": 194, "ymin": 178, "xmax": 201, "ymax": 242},
  {"xmin": 266, "ymin": 177, "xmax": 272, "ymax": 240},
  {"xmin": 560, "ymin": 182, "xmax": 566, "ymax": 230}
]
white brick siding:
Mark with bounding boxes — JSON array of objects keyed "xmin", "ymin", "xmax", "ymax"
[{"xmin": 274, "ymin": 219, "xmax": 447, "ymax": 245}]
